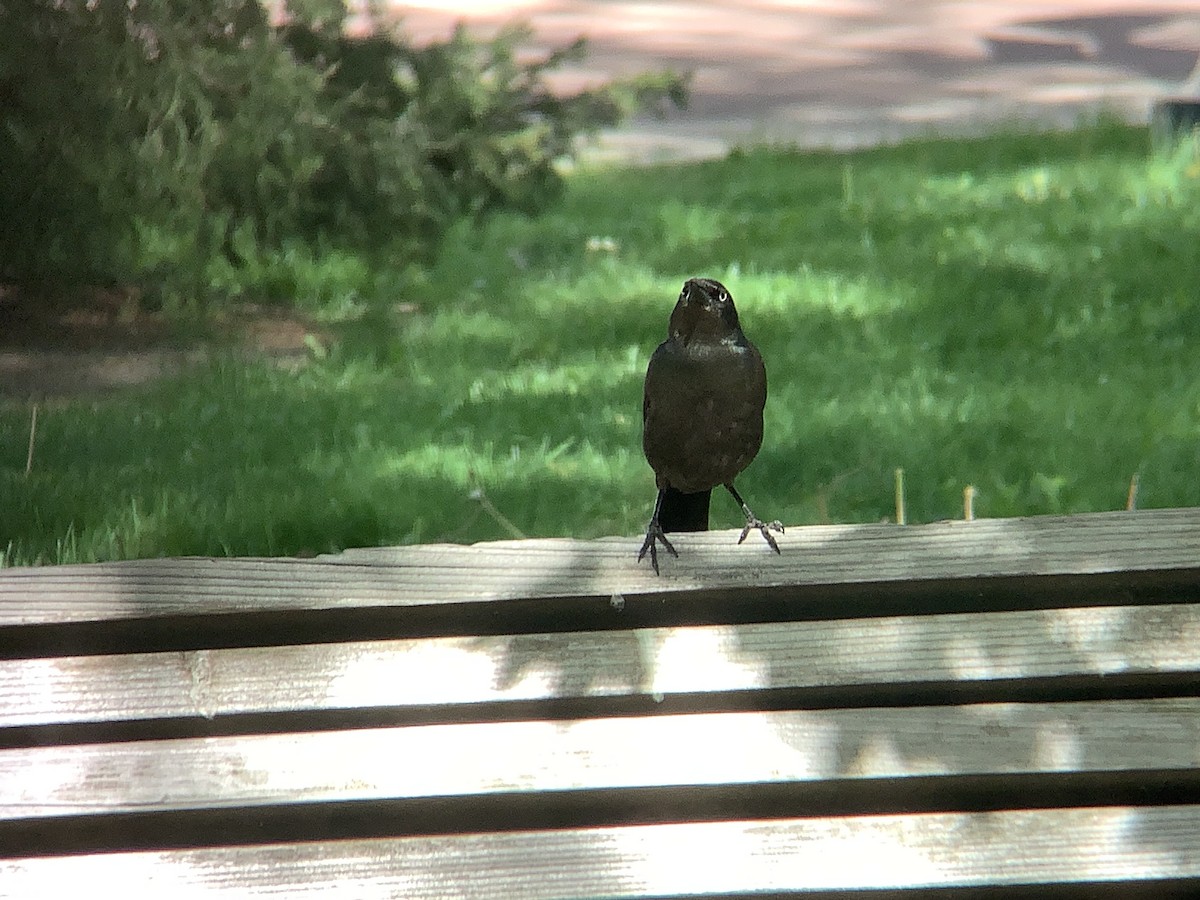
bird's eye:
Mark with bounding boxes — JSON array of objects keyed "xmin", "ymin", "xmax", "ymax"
[{"xmin": 717, "ymin": 290, "xmax": 729, "ymax": 304}]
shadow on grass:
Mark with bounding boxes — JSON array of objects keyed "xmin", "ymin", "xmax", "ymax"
[{"xmin": 2, "ymin": 123, "xmax": 1198, "ymax": 564}]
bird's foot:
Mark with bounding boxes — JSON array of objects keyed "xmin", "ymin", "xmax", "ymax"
[
  {"xmin": 637, "ymin": 520, "xmax": 678, "ymax": 575},
  {"xmin": 724, "ymin": 483, "xmax": 783, "ymax": 555},
  {"xmin": 737, "ymin": 514, "xmax": 784, "ymax": 554}
]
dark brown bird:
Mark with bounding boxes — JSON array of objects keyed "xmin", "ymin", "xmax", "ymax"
[{"xmin": 638, "ymin": 277, "xmax": 783, "ymax": 574}]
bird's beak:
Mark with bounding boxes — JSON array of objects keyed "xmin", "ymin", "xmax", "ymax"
[{"xmin": 680, "ymin": 284, "xmax": 711, "ymax": 311}]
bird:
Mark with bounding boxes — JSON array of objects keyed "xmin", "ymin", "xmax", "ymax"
[{"xmin": 638, "ymin": 277, "xmax": 783, "ymax": 574}]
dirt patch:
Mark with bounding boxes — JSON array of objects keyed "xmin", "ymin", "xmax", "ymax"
[{"xmin": 0, "ymin": 287, "xmax": 331, "ymax": 402}]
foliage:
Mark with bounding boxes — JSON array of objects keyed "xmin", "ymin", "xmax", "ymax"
[
  {"xmin": 0, "ymin": 0, "xmax": 686, "ymax": 300},
  {"xmin": 0, "ymin": 0, "xmax": 142, "ymax": 285},
  {"xmin": 3, "ymin": 124, "xmax": 1200, "ymax": 566}
]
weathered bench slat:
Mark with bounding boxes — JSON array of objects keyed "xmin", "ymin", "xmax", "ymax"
[
  {"xmin": 3, "ymin": 510, "xmax": 1198, "ymax": 895},
  {"xmin": 4, "ymin": 700, "xmax": 1197, "ymax": 820},
  {"xmin": 5, "ymin": 806, "xmax": 1200, "ymax": 897},
  {"xmin": 3, "ymin": 604, "xmax": 1197, "ymax": 731},
  {"xmin": 3, "ymin": 510, "xmax": 1199, "ymax": 629}
]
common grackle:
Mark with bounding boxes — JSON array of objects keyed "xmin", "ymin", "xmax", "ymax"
[{"xmin": 637, "ymin": 277, "xmax": 783, "ymax": 574}]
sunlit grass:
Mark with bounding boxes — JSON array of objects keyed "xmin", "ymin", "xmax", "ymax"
[{"xmin": 3, "ymin": 121, "xmax": 1199, "ymax": 565}]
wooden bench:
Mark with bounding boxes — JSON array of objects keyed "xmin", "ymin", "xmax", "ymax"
[{"xmin": 3, "ymin": 508, "xmax": 1200, "ymax": 897}]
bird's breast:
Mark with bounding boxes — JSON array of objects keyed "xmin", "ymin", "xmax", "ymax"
[
  {"xmin": 642, "ymin": 337, "xmax": 767, "ymax": 493},
  {"xmin": 655, "ymin": 339, "xmax": 763, "ymax": 396}
]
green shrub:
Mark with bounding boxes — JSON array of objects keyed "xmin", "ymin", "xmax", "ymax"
[
  {"xmin": 0, "ymin": 1, "xmax": 687, "ymax": 304},
  {"xmin": 0, "ymin": 0, "xmax": 141, "ymax": 285}
]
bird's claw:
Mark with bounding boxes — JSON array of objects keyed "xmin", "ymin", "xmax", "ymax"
[
  {"xmin": 637, "ymin": 522, "xmax": 678, "ymax": 575},
  {"xmin": 737, "ymin": 517, "xmax": 784, "ymax": 554}
]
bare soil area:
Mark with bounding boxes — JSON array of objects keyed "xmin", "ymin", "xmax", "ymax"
[{"xmin": 0, "ymin": 287, "xmax": 328, "ymax": 402}]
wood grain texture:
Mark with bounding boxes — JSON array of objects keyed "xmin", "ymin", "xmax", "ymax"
[
  {"xmin": 4, "ymin": 700, "xmax": 1197, "ymax": 819},
  {"xmin": 4, "ymin": 806, "xmax": 1200, "ymax": 897},
  {"xmin": 3, "ymin": 510, "xmax": 1199, "ymax": 895},
  {"xmin": 3, "ymin": 604, "xmax": 1198, "ymax": 729},
  {"xmin": 2, "ymin": 509, "xmax": 1199, "ymax": 628}
]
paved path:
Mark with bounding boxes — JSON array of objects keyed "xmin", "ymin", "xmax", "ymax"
[{"xmin": 383, "ymin": 1, "xmax": 1200, "ymax": 160}]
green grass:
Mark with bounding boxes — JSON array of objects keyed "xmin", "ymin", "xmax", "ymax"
[{"xmin": 4, "ymin": 121, "xmax": 1200, "ymax": 565}]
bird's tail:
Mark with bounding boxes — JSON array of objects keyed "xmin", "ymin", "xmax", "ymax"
[{"xmin": 658, "ymin": 487, "xmax": 711, "ymax": 532}]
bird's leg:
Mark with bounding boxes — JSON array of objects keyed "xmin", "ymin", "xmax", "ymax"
[
  {"xmin": 637, "ymin": 488, "xmax": 679, "ymax": 575},
  {"xmin": 724, "ymin": 483, "xmax": 784, "ymax": 554}
]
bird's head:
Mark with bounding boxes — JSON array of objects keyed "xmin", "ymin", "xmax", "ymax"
[{"xmin": 668, "ymin": 277, "xmax": 741, "ymax": 344}]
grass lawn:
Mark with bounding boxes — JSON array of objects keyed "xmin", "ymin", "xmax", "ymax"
[{"xmin": 3, "ymin": 121, "xmax": 1199, "ymax": 565}]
